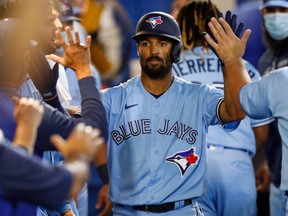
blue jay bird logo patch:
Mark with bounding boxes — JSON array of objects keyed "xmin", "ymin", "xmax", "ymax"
[
  {"xmin": 166, "ymin": 147, "xmax": 199, "ymax": 176},
  {"xmin": 146, "ymin": 16, "xmax": 163, "ymax": 29}
]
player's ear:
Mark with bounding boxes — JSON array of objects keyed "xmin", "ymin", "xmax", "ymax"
[{"xmin": 136, "ymin": 44, "xmax": 140, "ymax": 56}]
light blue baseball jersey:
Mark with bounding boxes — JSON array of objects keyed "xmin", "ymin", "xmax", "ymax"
[
  {"xmin": 19, "ymin": 75, "xmax": 43, "ymax": 101},
  {"xmin": 239, "ymin": 67, "xmax": 288, "ymax": 191},
  {"xmin": 173, "ymin": 47, "xmax": 272, "ymax": 155},
  {"xmin": 101, "ymin": 75, "xmax": 237, "ymax": 205},
  {"xmin": 65, "ymin": 65, "xmax": 101, "ymax": 106}
]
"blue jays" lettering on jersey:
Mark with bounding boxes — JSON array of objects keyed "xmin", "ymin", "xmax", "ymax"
[{"xmin": 111, "ymin": 119, "xmax": 198, "ymax": 145}]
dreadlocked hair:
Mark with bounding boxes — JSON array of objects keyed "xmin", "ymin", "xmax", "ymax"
[{"xmin": 176, "ymin": 0, "xmax": 220, "ymax": 51}]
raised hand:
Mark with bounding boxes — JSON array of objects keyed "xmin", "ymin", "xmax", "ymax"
[
  {"xmin": 12, "ymin": 97, "xmax": 44, "ymax": 153},
  {"xmin": 204, "ymin": 11, "xmax": 245, "ymax": 64},
  {"xmin": 13, "ymin": 97, "xmax": 44, "ymax": 132},
  {"xmin": 203, "ymin": 17, "xmax": 251, "ymax": 66},
  {"xmin": 50, "ymin": 123, "xmax": 104, "ymax": 162},
  {"xmin": 46, "ymin": 26, "xmax": 92, "ymax": 80}
]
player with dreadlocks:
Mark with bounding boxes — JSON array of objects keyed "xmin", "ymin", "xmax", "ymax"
[
  {"xmin": 172, "ymin": 0, "xmax": 271, "ymax": 215},
  {"xmin": 176, "ymin": 0, "xmax": 219, "ymax": 51}
]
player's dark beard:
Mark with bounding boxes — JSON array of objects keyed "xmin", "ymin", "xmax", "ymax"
[{"xmin": 140, "ymin": 55, "xmax": 172, "ymax": 80}]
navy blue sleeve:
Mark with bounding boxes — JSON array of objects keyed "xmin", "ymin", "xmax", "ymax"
[
  {"xmin": 0, "ymin": 143, "xmax": 72, "ymax": 210},
  {"xmin": 35, "ymin": 77, "xmax": 108, "ymax": 152}
]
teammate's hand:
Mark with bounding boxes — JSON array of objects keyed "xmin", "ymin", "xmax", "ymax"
[
  {"xmin": 66, "ymin": 106, "xmax": 82, "ymax": 117},
  {"xmin": 96, "ymin": 184, "xmax": 112, "ymax": 216},
  {"xmin": 28, "ymin": 47, "xmax": 59, "ymax": 101},
  {"xmin": 203, "ymin": 16, "xmax": 251, "ymax": 66},
  {"xmin": 13, "ymin": 97, "xmax": 44, "ymax": 129},
  {"xmin": 220, "ymin": 11, "xmax": 244, "ymax": 38},
  {"xmin": 46, "ymin": 26, "xmax": 92, "ymax": 80},
  {"xmin": 61, "ymin": 209, "xmax": 75, "ymax": 216},
  {"xmin": 12, "ymin": 97, "xmax": 44, "ymax": 153},
  {"xmin": 50, "ymin": 123, "xmax": 104, "ymax": 162}
]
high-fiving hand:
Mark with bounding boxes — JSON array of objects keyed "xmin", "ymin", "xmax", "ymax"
[
  {"xmin": 47, "ymin": 26, "xmax": 92, "ymax": 80},
  {"xmin": 50, "ymin": 123, "xmax": 104, "ymax": 162}
]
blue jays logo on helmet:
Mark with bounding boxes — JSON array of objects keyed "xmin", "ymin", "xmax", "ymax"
[
  {"xmin": 132, "ymin": 11, "xmax": 182, "ymax": 63},
  {"xmin": 146, "ymin": 16, "xmax": 163, "ymax": 29},
  {"xmin": 166, "ymin": 147, "xmax": 199, "ymax": 177}
]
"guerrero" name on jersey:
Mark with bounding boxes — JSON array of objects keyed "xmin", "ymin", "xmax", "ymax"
[
  {"xmin": 111, "ymin": 119, "xmax": 198, "ymax": 145},
  {"xmin": 173, "ymin": 57, "xmax": 222, "ymax": 77}
]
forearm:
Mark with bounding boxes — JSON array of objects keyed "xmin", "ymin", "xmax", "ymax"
[
  {"xmin": 12, "ymin": 123, "xmax": 37, "ymax": 154},
  {"xmin": 253, "ymin": 124, "xmax": 269, "ymax": 173},
  {"xmin": 0, "ymin": 144, "xmax": 72, "ymax": 209},
  {"xmin": 33, "ymin": 69, "xmax": 108, "ymax": 153},
  {"xmin": 78, "ymin": 77, "xmax": 108, "ymax": 141},
  {"xmin": 92, "ymin": 144, "xmax": 107, "ymax": 166},
  {"xmin": 222, "ymin": 58, "xmax": 250, "ymax": 120},
  {"xmin": 253, "ymin": 146, "xmax": 267, "ymax": 173},
  {"xmin": 35, "ymin": 77, "xmax": 107, "ymax": 152},
  {"xmin": 92, "ymin": 144, "xmax": 109, "ymax": 185}
]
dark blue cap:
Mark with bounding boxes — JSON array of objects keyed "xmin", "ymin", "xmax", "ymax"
[
  {"xmin": 261, "ymin": 0, "xmax": 288, "ymax": 9},
  {"xmin": 132, "ymin": 11, "xmax": 181, "ymax": 43}
]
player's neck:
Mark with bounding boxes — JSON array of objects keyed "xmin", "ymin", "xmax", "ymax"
[{"xmin": 141, "ymin": 73, "xmax": 174, "ymax": 96}]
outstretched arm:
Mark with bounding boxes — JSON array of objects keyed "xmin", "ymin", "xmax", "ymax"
[
  {"xmin": 34, "ymin": 27, "xmax": 108, "ymax": 152},
  {"xmin": 0, "ymin": 123, "xmax": 103, "ymax": 210},
  {"xmin": 204, "ymin": 17, "xmax": 252, "ymax": 123}
]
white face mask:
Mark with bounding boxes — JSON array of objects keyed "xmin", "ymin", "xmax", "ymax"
[{"xmin": 264, "ymin": 13, "xmax": 288, "ymax": 40}]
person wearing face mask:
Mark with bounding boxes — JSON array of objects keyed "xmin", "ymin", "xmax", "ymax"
[{"xmin": 258, "ymin": 0, "xmax": 288, "ymax": 215}]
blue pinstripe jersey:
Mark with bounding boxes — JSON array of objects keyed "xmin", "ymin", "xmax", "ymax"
[
  {"xmin": 173, "ymin": 47, "xmax": 272, "ymax": 155},
  {"xmin": 240, "ymin": 67, "xmax": 288, "ymax": 190},
  {"xmin": 100, "ymin": 75, "xmax": 235, "ymax": 205}
]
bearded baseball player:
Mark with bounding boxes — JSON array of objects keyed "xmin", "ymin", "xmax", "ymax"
[{"xmin": 100, "ymin": 11, "xmax": 251, "ymax": 215}]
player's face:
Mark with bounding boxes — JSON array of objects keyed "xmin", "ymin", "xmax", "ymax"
[
  {"xmin": 35, "ymin": 7, "xmax": 63, "ymax": 54},
  {"xmin": 138, "ymin": 36, "xmax": 173, "ymax": 80}
]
